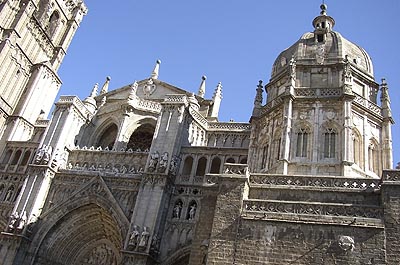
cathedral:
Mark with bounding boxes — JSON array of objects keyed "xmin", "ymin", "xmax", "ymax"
[{"xmin": 0, "ymin": 1, "xmax": 399, "ymax": 264}]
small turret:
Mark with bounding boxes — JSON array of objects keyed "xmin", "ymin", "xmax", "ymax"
[
  {"xmin": 312, "ymin": 4, "xmax": 335, "ymax": 43},
  {"xmin": 151, "ymin": 60, "xmax": 161, "ymax": 79},
  {"xmin": 100, "ymin": 76, "xmax": 111, "ymax": 94},
  {"xmin": 197, "ymin": 75, "xmax": 206, "ymax": 98},
  {"xmin": 83, "ymin": 83, "xmax": 98, "ymax": 113}
]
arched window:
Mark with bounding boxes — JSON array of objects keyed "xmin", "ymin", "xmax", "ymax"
[
  {"xmin": 195, "ymin": 157, "xmax": 207, "ymax": 176},
  {"xmin": 296, "ymin": 128, "xmax": 308, "ymax": 157},
  {"xmin": 182, "ymin": 156, "xmax": 193, "ymax": 176},
  {"xmin": 127, "ymin": 124, "xmax": 155, "ymax": 151},
  {"xmin": 210, "ymin": 157, "xmax": 221, "ymax": 173},
  {"xmin": 240, "ymin": 157, "xmax": 247, "ymax": 164},
  {"xmin": 368, "ymin": 140, "xmax": 379, "ymax": 175},
  {"xmin": 261, "ymin": 145, "xmax": 269, "ymax": 168},
  {"xmin": 226, "ymin": 157, "xmax": 235, "ymax": 164},
  {"xmin": 352, "ymin": 130, "xmax": 363, "ymax": 168},
  {"xmin": 21, "ymin": 150, "xmax": 31, "ymax": 166},
  {"xmin": 48, "ymin": 11, "xmax": 60, "ymax": 38},
  {"xmin": 11, "ymin": 150, "xmax": 22, "ymax": 165},
  {"xmin": 97, "ymin": 124, "xmax": 118, "ymax": 149},
  {"xmin": 324, "ymin": 128, "xmax": 336, "ymax": 158},
  {"xmin": 2, "ymin": 149, "xmax": 12, "ymax": 164}
]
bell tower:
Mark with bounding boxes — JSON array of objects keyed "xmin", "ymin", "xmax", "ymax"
[{"xmin": 0, "ymin": 0, "xmax": 87, "ymax": 153}]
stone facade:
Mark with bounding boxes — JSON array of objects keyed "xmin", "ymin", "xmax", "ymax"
[{"xmin": 0, "ymin": 2, "xmax": 399, "ymax": 265}]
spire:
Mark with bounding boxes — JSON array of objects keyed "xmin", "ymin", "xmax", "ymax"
[
  {"xmin": 252, "ymin": 80, "xmax": 263, "ymax": 117},
  {"xmin": 151, "ymin": 59, "xmax": 161, "ymax": 79},
  {"xmin": 100, "ymin": 76, "xmax": 111, "ymax": 94},
  {"xmin": 197, "ymin": 75, "xmax": 206, "ymax": 98},
  {"xmin": 380, "ymin": 78, "xmax": 392, "ymax": 120},
  {"xmin": 83, "ymin": 83, "xmax": 99, "ymax": 113},
  {"xmin": 210, "ymin": 82, "xmax": 223, "ymax": 119},
  {"xmin": 89, "ymin": 83, "xmax": 99, "ymax": 97},
  {"xmin": 128, "ymin": 81, "xmax": 138, "ymax": 100}
]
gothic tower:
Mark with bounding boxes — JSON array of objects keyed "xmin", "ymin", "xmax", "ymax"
[
  {"xmin": 0, "ymin": 0, "xmax": 87, "ymax": 153},
  {"xmin": 249, "ymin": 4, "xmax": 393, "ymax": 178}
]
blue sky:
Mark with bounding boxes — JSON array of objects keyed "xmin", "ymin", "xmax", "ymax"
[{"xmin": 58, "ymin": 1, "xmax": 400, "ymax": 166}]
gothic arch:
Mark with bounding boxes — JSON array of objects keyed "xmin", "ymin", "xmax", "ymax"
[
  {"xmin": 93, "ymin": 122, "xmax": 119, "ymax": 149},
  {"xmin": 352, "ymin": 129, "xmax": 363, "ymax": 169},
  {"xmin": 162, "ymin": 245, "xmax": 191, "ymax": 265},
  {"xmin": 127, "ymin": 123, "xmax": 155, "ymax": 151},
  {"xmin": 368, "ymin": 137, "xmax": 380, "ymax": 176},
  {"xmin": 292, "ymin": 121, "xmax": 312, "ymax": 159},
  {"xmin": 27, "ymin": 194, "xmax": 129, "ymax": 265},
  {"xmin": 320, "ymin": 121, "xmax": 340, "ymax": 159}
]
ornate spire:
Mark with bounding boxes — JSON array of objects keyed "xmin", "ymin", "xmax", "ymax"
[
  {"xmin": 210, "ymin": 82, "xmax": 223, "ymax": 119},
  {"xmin": 83, "ymin": 83, "xmax": 99, "ymax": 113},
  {"xmin": 128, "ymin": 81, "xmax": 138, "ymax": 100},
  {"xmin": 151, "ymin": 59, "xmax": 161, "ymax": 79},
  {"xmin": 89, "ymin": 83, "xmax": 98, "ymax": 98},
  {"xmin": 197, "ymin": 75, "xmax": 206, "ymax": 98},
  {"xmin": 380, "ymin": 78, "xmax": 392, "ymax": 120},
  {"xmin": 100, "ymin": 76, "xmax": 111, "ymax": 94},
  {"xmin": 252, "ymin": 80, "xmax": 263, "ymax": 118}
]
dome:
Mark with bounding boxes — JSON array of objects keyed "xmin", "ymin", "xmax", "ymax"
[{"xmin": 271, "ymin": 5, "xmax": 374, "ymax": 78}]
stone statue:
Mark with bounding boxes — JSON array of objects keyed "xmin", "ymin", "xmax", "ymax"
[
  {"xmin": 5, "ymin": 186, "xmax": 13, "ymax": 201},
  {"xmin": 158, "ymin": 152, "xmax": 169, "ymax": 172},
  {"xmin": 138, "ymin": 226, "xmax": 150, "ymax": 248},
  {"xmin": 17, "ymin": 211, "xmax": 27, "ymax": 231},
  {"xmin": 148, "ymin": 151, "xmax": 159, "ymax": 172},
  {"xmin": 8, "ymin": 211, "xmax": 19, "ymax": 232},
  {"xmin": 189, "ymin": 204, "xmax": 197, "ymax": 220},
  {"xmin": 173, "ymin": 201, "xmax": 182, "ymax": 219},
  {"xmin": 34, "ymin": 144, "xmax": 46, "ymax": 164},
  {"xmin": 42, "ymin": 145, "xmax": 52, "ymax": 164},
  {"xmin": 128, "ymin": 225, "xmax": 140, "ymax": 248},
  {"xmin": 169, "ymin": 156, "xmax": 178, "ymax": 175}
]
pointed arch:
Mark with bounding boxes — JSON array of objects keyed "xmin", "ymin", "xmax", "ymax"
[
  {"xmin": 27, "ymin": 192, "xmax": 129, "ymax": 265},
  {"xmin": 368, "ymin": 138, "xmax": 380, "ymax": 176},
  {"xmin": 127, "ymin": 123, "xmax": 155, "ymax": 151},
  {"xmin": 210, "ymin": 157, "xmax": 221, "ymax": 174},
  {"xmin": 95, "ymin": 123, "xmax": 118, "ymax": 149},
  {"xmin": 195, "ymin": 157, "xmax": 207, "ymax": 176},
  {"xmin": 352, "ymin": 129, "xmax": 363, "ymax": 168}
]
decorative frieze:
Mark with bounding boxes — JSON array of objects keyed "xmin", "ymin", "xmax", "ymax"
[{"xmin": 250, "ymin": 174, "xmax": 380, "ymax": 191}]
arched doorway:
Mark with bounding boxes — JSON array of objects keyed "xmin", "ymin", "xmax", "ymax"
[{"xmin": 33, "ymin": 203, "xmax": 123, "ymax": 265}]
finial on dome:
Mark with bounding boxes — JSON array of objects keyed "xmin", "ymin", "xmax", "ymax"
[
  {"xmin": 198, "ymin": 75, "xmax": 206, "ymax": 98},
  {"xmin": 320, "ymin": 3, "xmax": 327, "ymax": 15},
  {"xmin": 100, "ymin": 76, "xmax": 111, "ymax": 94},
  {"xmin": 151, "ymin": 59, "xmax": 161, "ymax": 79}
]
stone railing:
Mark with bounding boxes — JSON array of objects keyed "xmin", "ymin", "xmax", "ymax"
[
  {"xmin": 382, "ymin": 169, "xmax": 400, "ymax": 181},
  {"xmin": 134, "ymin": 98, "xmax": 162, "ymax": 113},
  {"xmin": 223, "ymin": 163, "xmax": 249, "ymax": 176},
  {"xmin": 243, "ymin": 199, "xmax": 383, "ymax": 219},
  {"xmin": 249, "ymin": 174, "xmax": 381, "ymax": 191},
  {"xmin": 295, "ymin": 87, "xmax": 342, "ymax": 98},
  {"xmin": 208, "ymin": 122, "xmax": 251, "ymax": 131},
  {"xmin": 66, "ymin": 148, "xmax": 148, "ymax": 175},
  {"xmin": 353, "ymin": 95, "xmax": 381, "ymax": 116}
]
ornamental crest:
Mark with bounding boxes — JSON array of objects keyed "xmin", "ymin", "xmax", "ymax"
[{"xmin": 143, "ymin": 78, "xmax": 156, "ymax": 97}]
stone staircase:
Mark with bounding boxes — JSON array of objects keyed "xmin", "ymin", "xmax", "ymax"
[{"xmin": 243, "ymin": 174, "xmax": 383, "ymax": 227}]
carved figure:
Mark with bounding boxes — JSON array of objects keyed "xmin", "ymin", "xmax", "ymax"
[
  {"xmin": 173, "ymin": 201, "xmax": 182, "ymax": 219},
  {"xmin": 34, "ymin": 144, "xmax": 46, "ymax": 164},
  {"xmin": 128, "ymin": 225, "xmax": 140, "ymax": 248},
  {"xmin": 138, "ymin": 226, "xmax": 150, "ymax": 248},
  {"xmin": 338, "ymin": 235, "xmax": 355, "ymax": 251},
  {"xmin": 148, "ymin": 151, "xmax": 159, "ymax": 172},
  {"xmin": 42, "ymin": 145, "xmax": 52, "ymax": 164},
  {"xmin": 17, "ymin": 211, "xmax": 27, "ymax": 231},
  {"xmin": 5, "ymin": 186, "xmax": 14, "ymax": 201},
  {"xmin": 8, "ymin": 211, "xmax": 19, "ymax": 232},
  {"xmin": 189, "ymin": 204, "xmax": 197, "ymax": 220},
  {"xmin": 158, "ymin": 152, "xmax": 169, "ymax": 172}
]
